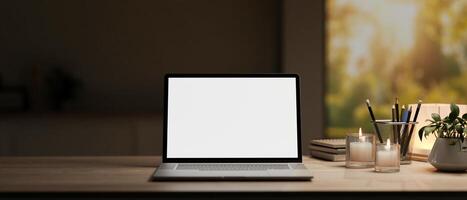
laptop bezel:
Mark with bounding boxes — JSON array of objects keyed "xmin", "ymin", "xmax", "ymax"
[{"xmin": 163, "ymin": 74, "xmax": 302, "ymax": 163}]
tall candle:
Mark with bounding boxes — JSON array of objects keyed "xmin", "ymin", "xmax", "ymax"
[{"xmin": 349, "ymin": 128, "xmax": 373, "ymax": 162}]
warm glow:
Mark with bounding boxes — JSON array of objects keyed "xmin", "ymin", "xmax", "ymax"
[
  {"xmin": 358, "ymin": 127, "xmax": 364, "ymax": 141},
  {"xmin": 409, "ymin": 104, "xmax": 440, "ymax": 156},
  {"xmin": 408, "ymin": 104, "xmax": 467, "ymax": 157},
  {"xmin": 385, "ymin": 138, "xmax": 391, "ymax": 151}
]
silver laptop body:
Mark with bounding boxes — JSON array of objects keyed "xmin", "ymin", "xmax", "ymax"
[{"xmin": 152, "ymin": 74, "xmax": 312, "ymax": 181}]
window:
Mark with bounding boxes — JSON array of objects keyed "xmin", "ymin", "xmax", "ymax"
[{"xmin": 326, "ymin": 0, "xmax": 467, "ymax": 137}]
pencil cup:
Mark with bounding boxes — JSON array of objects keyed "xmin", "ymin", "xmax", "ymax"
[
  {"xmin": 371, "ymin": 120, "xmax": 418, "ymax": 165},
  {"xmin": 345, "ymin": 132, "xmax": 375, "ymax": 168}
]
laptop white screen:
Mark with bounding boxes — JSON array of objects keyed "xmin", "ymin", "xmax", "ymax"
[{"xmin": 166, "ymin": 77, "xmax": 299, "ymax": 159}]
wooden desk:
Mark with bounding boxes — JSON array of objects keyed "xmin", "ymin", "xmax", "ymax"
[{"xmin": 0, "ymin": 156, "xmax": 466, "ymax": 197}]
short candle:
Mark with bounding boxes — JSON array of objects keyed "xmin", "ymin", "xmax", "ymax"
[
  {"xmin": 375, "ymin": 138, "xmax": 400, "ymax": 172},
  {"xmin": 349, "ymin": 128, "xmax": 373, "ymax": 162},
  {"xmin": 345, "ymin": 128, "xmax": 375, "ymax": 168}
]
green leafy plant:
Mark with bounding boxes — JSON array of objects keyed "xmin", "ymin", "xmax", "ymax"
[{"xmin": 419, "ymin": 104, "xmax": 467, "ymax": 143}]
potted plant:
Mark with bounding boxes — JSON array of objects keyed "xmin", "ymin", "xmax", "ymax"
[{"xmin": 418, "ymin": 103, "xmax": 467, "ymax": 172}]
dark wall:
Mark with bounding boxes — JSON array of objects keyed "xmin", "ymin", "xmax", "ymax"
[
  {"xmin": 283, "ymin": 0, "xmax": 325, "ymax": 151},
  {"xmin": 0, "ymin": 0, "xmax": 281, "ymax": 112},
  {"xmin": 0, "ymin": 0, "xmax": 326, "ymax": 156}
]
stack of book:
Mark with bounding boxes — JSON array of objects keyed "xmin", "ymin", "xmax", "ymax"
[{"xmin": 309, "ymin": 139, "xmax": 346, "ymax": 161}]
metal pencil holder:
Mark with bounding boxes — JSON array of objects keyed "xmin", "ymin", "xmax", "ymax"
[{"xmin": 371, "ymin": 120, "xmax": 418, "ymax": 165}]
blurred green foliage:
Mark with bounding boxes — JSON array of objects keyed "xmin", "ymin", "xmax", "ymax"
[{"xmin": 326, "ymin": 0, "xmax": 467, "ymax": 138}]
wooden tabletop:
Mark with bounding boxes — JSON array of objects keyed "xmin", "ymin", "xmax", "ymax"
[{"xmin": 0, "ymin": 156, "xmax": 466, "ymax": 193}]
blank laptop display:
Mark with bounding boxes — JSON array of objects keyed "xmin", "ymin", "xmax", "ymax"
[{"xmin": 166, "ymin": 77, "xmax": 299, "ymax": 159}]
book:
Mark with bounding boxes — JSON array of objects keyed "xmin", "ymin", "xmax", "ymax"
[
  {"xmin": 310, "ymin": 139, "xmax": 346, "ymax": 149},
  {"xmin": 309, "ymin": 145, "xmax": 346, "ymax": 154},
  {"xmin": 310, "ymin": 150, "xmax": 345, "ymax": 162},
  {"xmin": 408, "ymin": 152, "xmax": 428, "ymax": 162}
]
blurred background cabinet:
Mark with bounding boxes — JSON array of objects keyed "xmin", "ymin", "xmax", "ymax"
[{"xmin": 0, "ymin": 113, "xmax": 163, "ymax": 156}]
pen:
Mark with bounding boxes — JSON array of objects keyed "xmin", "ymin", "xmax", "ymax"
[
  {"xmin": 400, "ymin": 105, "xmax": 406, "ymax": 124},
  {"xmin": 400, "ymin": 106, "xmax": 412, "ymax": 154}
]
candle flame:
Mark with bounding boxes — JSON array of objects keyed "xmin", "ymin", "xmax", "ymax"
[
  {"xmin": 385, "ymin": 138, "xmax": 391, "ymax": 151},
  {"xmin": 358, "ymin": 128, "xmax": 365, "ymax": 142}
]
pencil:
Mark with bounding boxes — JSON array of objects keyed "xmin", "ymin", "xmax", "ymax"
[
  {"xmin": 400, "ymin": 105, "xmax": 406, "ymax": 123},
  {"xmin": 391, "ymin": 105, "xmax": 397, "ymax": 143},
  {"xmin": 366, "ymin": 99, "xmax": 384, "ymax": 143},
  {"xmin": 400, "ymin": 106, "xmax": 412, "ymax": 156},
  {"xmin": 395, "ymin": 98, "xmax": 400, "ymax": 122},
  {"xmin": 394, "ymin": 98, "xmax": 401, "ymax": 143},
  {"xmin": 402, "ymin": 100, "xmax": 422, "ymax": 156}
]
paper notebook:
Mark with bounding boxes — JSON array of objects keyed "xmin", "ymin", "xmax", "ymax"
[
  {"xmin": 310, "ymin": 139, "xmax": 346, "ymax": 149},
  {"xmin": 309, "ymin": 145, "xmax": 346, "ymax": 154},
  {"xmin": 310, "ymin": 150, "xmax": 345, "ymax": 162}
]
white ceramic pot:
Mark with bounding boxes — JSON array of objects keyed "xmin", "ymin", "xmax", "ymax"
[{"xmin": 428, "ymin": 138, "xmax": 467, "ymax": 172}]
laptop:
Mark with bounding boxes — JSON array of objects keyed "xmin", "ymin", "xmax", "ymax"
[{"xmin": 152, "ymin": 74, "xmax": 312, "ymax": 181}]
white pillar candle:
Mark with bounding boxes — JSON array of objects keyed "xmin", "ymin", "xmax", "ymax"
[
  {"xmin": 349, "ymin": 128, "xmax": 373, "ymax": 162},
  {"xmin": 376, "ymin": 138, "xmax": 399, "ymax": 166},
  {"xmin": 350, "ymin": 141, "xmax": 373, "ymax": 162}
]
